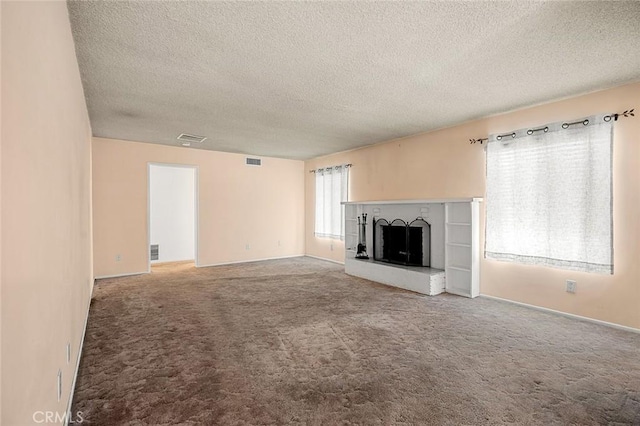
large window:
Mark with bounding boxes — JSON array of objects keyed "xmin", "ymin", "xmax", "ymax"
[
  {"xmin": 314, "ymin": 165, "xmax": 349, "ymax": 239},
  {"xmin": 485, "ymin": 115, "xmax": 613, "ymax": 274}
]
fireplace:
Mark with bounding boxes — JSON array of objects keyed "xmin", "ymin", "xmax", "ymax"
[{"xmin": 374, "ymin": 218, "xmax": 430, "ymax": 267}]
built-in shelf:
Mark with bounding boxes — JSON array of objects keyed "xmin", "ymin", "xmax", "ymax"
[{"xmin": 444, "ymin": 200, "xmax": 481, "ymax": 298}]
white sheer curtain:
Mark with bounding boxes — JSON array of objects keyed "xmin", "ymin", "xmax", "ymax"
[
  {"xmin": 485, "ymin": 115, "xmax": 613, "ymax": 274},
  {"xmin": 315, "ymin": 165, "xmax": 349, "ymax": 239}
]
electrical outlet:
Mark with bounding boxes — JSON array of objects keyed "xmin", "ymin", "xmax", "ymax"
[
  {"xmin": 115, "ymin": 254, "xmax": 121, "ymax": 262},
  {"xmin": 278, "ymin": 240, "xmax": 281, "ymax": 247},
  {"xmin": 330, "ymin": 243, "xmax": 334, "ymax": 251},
  {"xmin": 245, "ymin": 244, "xmax": 250, "ymax": 250},
  {"xmin": 566, "ymin": 280, "xmax": 577, "ymax": 293},
  {"xmin": 66, "ymin": 342, "xmax": 71, "ymax": 364}
]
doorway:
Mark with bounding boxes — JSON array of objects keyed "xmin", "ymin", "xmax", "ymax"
[{"xmin": 148, "ymin": 163, "xmax": 198, "ymax": 269}]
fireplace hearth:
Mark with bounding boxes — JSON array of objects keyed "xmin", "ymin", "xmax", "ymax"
[{"xmin": 373, "ymin": 218, "xmax": 430, "ymax": 267}]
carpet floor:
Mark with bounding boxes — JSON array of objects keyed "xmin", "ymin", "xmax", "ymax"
[{"xmin": 72, "ymin": 257, "xmax": 640, "ymax": 425}]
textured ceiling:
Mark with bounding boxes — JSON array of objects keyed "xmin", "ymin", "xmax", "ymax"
[{"xmin": 68, "ymin": 1, "xmax": 640, "ymax": 160}]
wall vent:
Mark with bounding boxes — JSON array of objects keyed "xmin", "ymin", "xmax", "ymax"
[
  {"xmin": 246, "ymin": 157, "xmax": 262, "ymax": 166},
  {"xmin": 150, "ymin": 244, "xmax": 159, "ymax": 261},
  {"xmin": 177, "ymin": 133, "xmax": 207, "ymax": 144}
]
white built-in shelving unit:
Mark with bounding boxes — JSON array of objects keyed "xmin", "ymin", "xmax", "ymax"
[
  {"xmin": 444, "ymin": 200, "xmax": 481, "ymax": 298},
  {"xmin": 344, "ymin": 203, "xmax": 359, "ymax": 254}
]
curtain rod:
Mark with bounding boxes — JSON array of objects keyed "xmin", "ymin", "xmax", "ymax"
[
  {"xmin": 469, "ymin": 108, "xmax": 635, "ymax": 145},
  {"xmin": 309, "ymin": 163, "xmax": 352, "ymax": 173}
]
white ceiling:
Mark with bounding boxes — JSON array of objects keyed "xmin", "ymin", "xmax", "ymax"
[{"xmin": 68, "ymin": 1, "xmax": 640, "ymax": 160}]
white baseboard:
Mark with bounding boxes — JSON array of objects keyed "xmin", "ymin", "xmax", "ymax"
[
  {"xmin": 445, "ymin": 288, "xmax": 473, "ymax": 298},
  {"xmin": 480, "ymin": 294, "xmax": 640, "ymax": 334},
  {"xmin": 94, "ymin": 271, "xmax": 149, "ymax": 280},
  {"xmin": 65, "ymin": 279, "xmax": 94, "ymax": 426},
  {"xmin": 197, "ymin": 254, "xmax": 304, "ymax": 268},
  {"xmin": 150, "ymin": 259, "xmax": 195, "ymax": 266},
  {"xmin": 304, "ymin": 254, "xmax": 345, "ymax": 265}
]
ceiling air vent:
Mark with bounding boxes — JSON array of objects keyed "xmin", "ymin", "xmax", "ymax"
[
  {"xmin": 177, "ymin": 133, "xmax": 207, "ymax": 146},
  {"xmin": 246, "ymin": 157, "xmax": 262, "ymax": 166}
]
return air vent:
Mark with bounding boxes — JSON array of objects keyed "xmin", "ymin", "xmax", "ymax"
[
  {"xmin": 246, "ymin": 157, "xmax": 262, "ymax": 166},
  {"xmin": 177, "ymin": 133, "xmax": 207, "ymax": 145},
  {"xmin": 150, "ymin": 244, "xmax": 159, "ymax": 261}
]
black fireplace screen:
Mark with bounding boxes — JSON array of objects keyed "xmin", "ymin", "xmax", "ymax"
[{"xmin": 374, "ymin": 218, "xmax": 430, "ymax": 267}]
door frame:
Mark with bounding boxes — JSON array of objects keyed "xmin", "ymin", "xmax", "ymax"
[{"xmin": 147, "ymin": 162, "xmax": 199, "ymax": 272}]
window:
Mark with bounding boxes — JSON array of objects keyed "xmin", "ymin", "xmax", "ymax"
[
  {"xmin": 485, "ymin": 115, "xmax": 613, "ymax": 274},
  {"xmin": 314, "ymin": 165, "xmax": 349, "ymax": 239}
]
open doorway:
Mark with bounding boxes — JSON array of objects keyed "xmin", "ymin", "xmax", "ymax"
[{"xmin": 148, "ymin": 163, "xmax": 197, "ymax": 270}]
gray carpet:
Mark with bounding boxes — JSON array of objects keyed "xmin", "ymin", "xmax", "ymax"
[{"xmin": 72, "ymin": 257, "xmax": 640, "ymax": 425}]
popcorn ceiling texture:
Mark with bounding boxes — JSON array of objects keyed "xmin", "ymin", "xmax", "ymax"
[
  {"xmin": 67, "ymin": 1, "xmax": 640, "ymax": 160},
  {"xmin": 72, "ymin": 258, "xmax": 640, "ymax": 425}
]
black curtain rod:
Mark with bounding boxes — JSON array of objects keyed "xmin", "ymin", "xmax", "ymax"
[
  {"xmin": 470, "ymin": 108, "xmax": 634, "ymax": 145},
  {"xmin": 309, "ymin": 163, "xmax": 352, "ymax": 173}
]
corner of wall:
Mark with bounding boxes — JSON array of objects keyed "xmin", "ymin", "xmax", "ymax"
[{"xmin": 1, "ymin": 1, "xmax": 95, "ymax": 423}]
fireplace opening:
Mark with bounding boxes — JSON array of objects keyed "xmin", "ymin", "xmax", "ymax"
[{"xmin": 374, "ymin": 218, "xmax": 430, "ymax": 267}]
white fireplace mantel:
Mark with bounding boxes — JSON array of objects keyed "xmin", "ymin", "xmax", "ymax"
[
  {"xmin": 343, "ymin": 198, "xmax": 482, "ymax": 298},
  {"xmin": 343, "ymin": 198, "xmax": 482, "ymax": 205}
]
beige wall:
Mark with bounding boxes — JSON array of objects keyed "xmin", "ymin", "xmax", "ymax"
[
  {"xmin": 0, "ymin": 1, "xmax": 3, "ymax": 421},
  {"xmin": 1, "ymin": 2, "xmax": 93, "ymax": 424},
  {"xmin": 305, "ymin": 82, "xmax": 640, "ymax": 330},
  {"xmin": 92, "ymin": 137, "xmax": 305, "ymax": 278}
]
